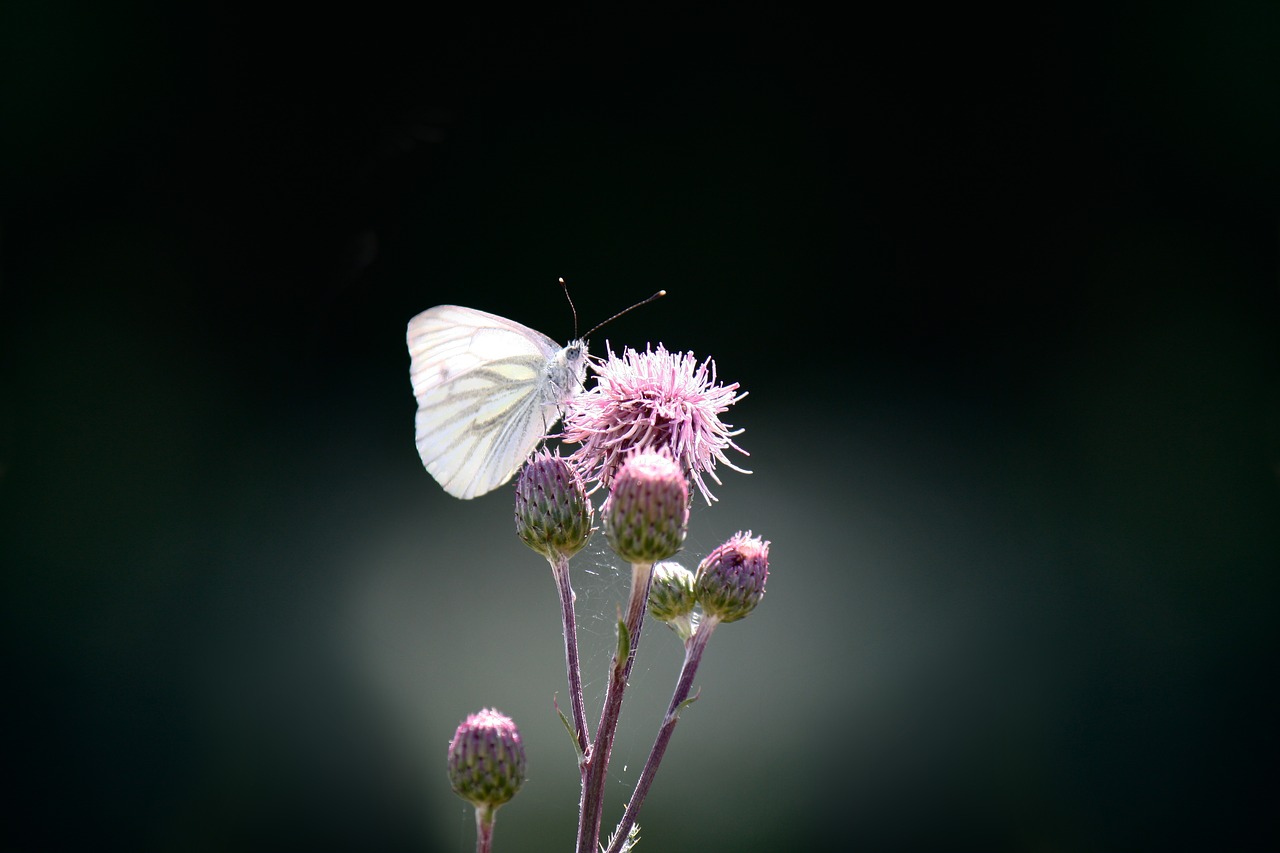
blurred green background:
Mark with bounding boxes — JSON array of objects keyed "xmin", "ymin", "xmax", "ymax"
[{"xmin": 3, "ymin": 3, "xmax": 1278, "ymax": 851}]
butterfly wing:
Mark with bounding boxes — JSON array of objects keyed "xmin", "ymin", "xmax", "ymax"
[{"xmin": 407, "ymin": 305, "xmax": 567, "ymax": 499}]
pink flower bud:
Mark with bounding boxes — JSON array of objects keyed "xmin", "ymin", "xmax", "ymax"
[
  {"xmin": 447, "ymin": 708, "xmax": 527, "ymax": 809},
  {"xmin": 514, "ymin": 450, "xmax": 594, "ymax": 560},
  {"xmin": 603, "ymin": 449, "xmax": 689, "ymax": 564},
  {"xmin": 695, "ymin": 531, "xmax": 770, "ymax": 623}
]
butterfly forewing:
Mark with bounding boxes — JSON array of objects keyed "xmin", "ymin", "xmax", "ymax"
[{"xmin": 407, "ymin": 305, "xmax": 582, "ymax": 499}]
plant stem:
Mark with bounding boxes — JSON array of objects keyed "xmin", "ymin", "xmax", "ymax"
[
  {"xmin": 575, "ymin": 561, "xmax": 654, "ymax": 853},
  {"xmin": 605, "ymin": 616, "xmax": 719, "ymax": 853},
  {"xmin": 474, "ymin": 804, "xmax": 496, "ymax": 853},
  {"xmin": 551, "ymin": 554, "xmax": 590, "ymax": 758}
]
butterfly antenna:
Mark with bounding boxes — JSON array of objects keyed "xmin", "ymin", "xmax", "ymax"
[
  {"xmin": 582, "ymin": 290, "xmax": 667, "ymax": 340},
  {"xmin": 559, "ymin": 277, "xmax": 580, "ymax": 338}
]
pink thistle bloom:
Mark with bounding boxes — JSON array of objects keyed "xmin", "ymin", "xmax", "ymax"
[{"xmin": 560, "ymin": 344, "xmax": 749, "ymax": 504}]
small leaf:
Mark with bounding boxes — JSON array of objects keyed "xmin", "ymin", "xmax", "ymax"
[
  {"xmin": 552, "ymin": 693, "xmax": 584, "ymax": 759},
  {"xmin": 668, "ymin": 687, "xmax": 702, "ymax": 725},
  {"xmin": 605, "ymin": 821, "xmax": 641, "ymax": 853},
  {"xmin": 616, "ymin": 615, "xmax": 631, "ymax": 665}
]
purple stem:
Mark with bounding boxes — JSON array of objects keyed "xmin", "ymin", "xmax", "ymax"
[
  {"xmin": 474, "ymin": 804, "xmax": 496, "ymax": 853},
  {"xmin": 604, "ymin": 617, "xmax": 719, "ymax": 853},
  {"xmin": 575, "ymin": 561, "xmax": 654, "ymax": 853},
  {"xmin": 551, "ymin": 555, "xmax": 590, "ymax": 758}
]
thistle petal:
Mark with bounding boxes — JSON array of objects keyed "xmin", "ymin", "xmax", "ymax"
[{"xmin": 562, "ymin": 345, "xmax": 748, "ymax": 504}]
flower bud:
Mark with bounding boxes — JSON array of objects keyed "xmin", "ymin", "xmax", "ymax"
[
  {"xmin": 447, "ymin": 708, "xmax": 527, "ymax": 809},
  {"xmin": 603, "ymin": 449, "xmax": 689, "ymax": 564},
  {"xmin": 695, "ymin": 531, "xmax": 770, "ymax": 623},
  {"xmin": 648, "ymin": 560, "xmax": 697, "ymax": 640},
  {"xmin": 515, "ymin": 450, "xmax": 594, "ymax": 560}
]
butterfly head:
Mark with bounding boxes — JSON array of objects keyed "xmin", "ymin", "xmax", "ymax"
[
  {"xmin": 549, "ymin": 339, "xmax": 590, "ymax": 401},
  {"xmin": 563, "ymin": 339, "xmax": 587, "ymax": 363}
]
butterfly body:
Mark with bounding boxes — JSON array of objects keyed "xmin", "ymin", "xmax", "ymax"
[{"xmin": 407, "ymin": 305, "xmax": 588, "ymax": 499}]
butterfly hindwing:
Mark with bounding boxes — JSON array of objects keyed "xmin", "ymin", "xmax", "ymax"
[{"xmin": 407, "ymin": 305, "xmax": 583, "ymax": 499}]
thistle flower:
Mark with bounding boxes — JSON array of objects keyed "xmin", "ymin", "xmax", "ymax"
[
  {"xmin": 603, "ymin": 449, "xmax": 689, "ymax": 564},
  {"xmin": 447, "ymin": 708, "xmax": 527, "ymax": 809},
  {"xmin": 648, "ymin": 560, "xmax": 697, "ymax": 640},
  {"xmin": 695, "ymin": 531, "xmax": 770, "ymax": 624},
  {"xmin": 515, "ymin": 449, "xmax": 594, "ymax": 560},
  {"xmin": 562, "ymin": 344, "xmax": 749, "ymax": 504}
]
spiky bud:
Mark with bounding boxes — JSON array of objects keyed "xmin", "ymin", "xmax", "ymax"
[
  {"xmin": 447, "ymin": 708, "xmax": 527, "ymax": 809},
  {"xmin": 515, "ymin": 450, "xmax": 594, "ymax": 560},
  {"xmin": 648, "ymin": 560, "xmax": 698, "ymax": 640},
  {"xmin": 603, "ymin": 449, "xmax": 689, "ymax": 564},
  {"xmin": 695, "ymin": 531, "xmax": 770, "ymax": 623}
]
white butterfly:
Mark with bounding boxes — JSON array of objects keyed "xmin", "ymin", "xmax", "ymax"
[{"xmin": 406, "ymin": 304, "xmax": 589, "ymax": 499}]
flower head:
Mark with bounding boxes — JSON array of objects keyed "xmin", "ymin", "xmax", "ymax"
[
  {"xmin": 447, "ymin": 708, "xmax": 527, "ymax": 809},
  {"xmin": 695, "ymin": 531, "xmax": 770, "ymax": 624},
  {"xmin": 514, "ymin": 449, "xmax": 594, "ymax": 560},
  {"xmin": 648, "ymin": 560, "xmax": 698, "ymax": 640},
  {"xmin": 603, "ymin": 449, "xmax": 689, "ymax": 564},
  {"xmin": 562, "ymin": 344, "xmax": 749, "ymax": 504}
]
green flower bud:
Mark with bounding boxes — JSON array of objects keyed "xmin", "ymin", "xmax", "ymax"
[
  {"xmin": 603, "ymin": 449, "xmax": 689, "ymax": 564},
  {"xmin": 447, "ymin": 708, "xmax": 527, "ymax": 809},
  {"xmin": 695, "ymin": 531, "xmax": 770, "ymax": 624},
  {"xmin": 648, "ymin": 560, "xmax": 697, "ymax": 640},
  {"xmin": 515, "ymin": 450, "xmax": 594, "ymax": 560}
]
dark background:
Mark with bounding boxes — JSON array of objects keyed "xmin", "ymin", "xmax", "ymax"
[{"xmin": 3, "ymin": 3, "xmax": 1278, "ymax": 851}]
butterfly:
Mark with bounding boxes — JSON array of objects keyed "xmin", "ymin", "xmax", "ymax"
[{"xmin": 406, "ymin": 304, "xmax": 590, "ymax": 499}]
